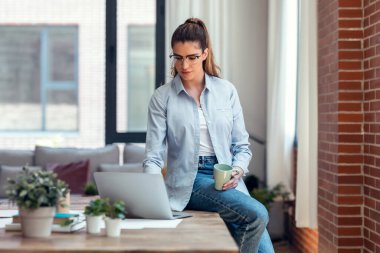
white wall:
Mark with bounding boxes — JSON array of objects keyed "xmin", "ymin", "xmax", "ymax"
[
  {"xmin": 228, "ymin": 0, "xmax": 268, "ymax": 180},
  {"xmin": 228, "ymin": 0, "xmax": 268, "ymax": 141}
]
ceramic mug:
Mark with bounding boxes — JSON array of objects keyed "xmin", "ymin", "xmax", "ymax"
[{"xmin": 213, "ymin": 164, "xmax": 233, "ymax": 190}]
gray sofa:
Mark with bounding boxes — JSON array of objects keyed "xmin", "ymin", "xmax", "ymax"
[{"xmin": 0, "ymin": 143, "xmax": 145, "ymax": 198}]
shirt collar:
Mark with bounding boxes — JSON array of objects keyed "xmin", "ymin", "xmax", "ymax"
[{"xmin": 173, "ymin": 73, "xmax": 213, "ymax": 95}]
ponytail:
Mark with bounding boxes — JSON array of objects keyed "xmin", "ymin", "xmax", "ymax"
[{"xmin": 171, "ymin": 18, "xmax": 220, "ymax": 77}]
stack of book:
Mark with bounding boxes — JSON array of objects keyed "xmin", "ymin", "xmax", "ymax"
[{"xmin": 5, "ymin": 212, "xmax": 86, "ymax": 233}]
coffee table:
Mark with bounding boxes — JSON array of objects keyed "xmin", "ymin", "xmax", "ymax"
[{"xmin": 0, "ymin": 195, "xmax": 239, "ymax": 253}]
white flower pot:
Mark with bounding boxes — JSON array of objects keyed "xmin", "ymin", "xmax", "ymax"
[
  {"xmin": 105, "ymin": 217, "xmax": 123, "ymax": 237},
  {"xmin": 19, "ymin": 207, "xmax": 55, "ymax": 238},
  {"xmin": 86, "ymin": 215, "xmax": 104, "ymax": 234}
]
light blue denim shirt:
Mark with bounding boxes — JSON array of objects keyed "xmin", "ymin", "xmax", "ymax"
[{"xmin": 143, "ymin": 74, "xmax": 252, "ymax": 211}]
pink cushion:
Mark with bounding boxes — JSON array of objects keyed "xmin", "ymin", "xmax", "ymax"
[{"xmin": 47, "ymin": 160, "xmax": 90, "ymax": 194}]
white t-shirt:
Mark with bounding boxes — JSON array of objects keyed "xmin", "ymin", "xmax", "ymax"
[{"xmin": 198, "ymin": 107, "xmax": 215, "ymax": 156}]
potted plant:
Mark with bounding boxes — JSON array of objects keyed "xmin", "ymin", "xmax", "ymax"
[
  {"xmin": 247, "ymin": 176, "xmax": 291, "ymax": 240},
  {"xmin": 83, "ymin": 182, "xmax": 98, "ymax": 196},
  {"xmin": 6, "ymin": 167, "xmax": 68, "ymax": 238},
  {"xmin": 104, "ymin": 199, "xmax": 126, "ymax": 237},
  {"xmin": 84, "ymin": 198, "xmax": 107, "ymax": 234}
]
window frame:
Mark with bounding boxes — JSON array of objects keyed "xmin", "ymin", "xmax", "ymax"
[{"xmin": 105, "ymin": 0, "xmax": 165, "ymax": 144}]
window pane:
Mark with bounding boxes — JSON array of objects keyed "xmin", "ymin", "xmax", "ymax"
[
  {"xmin": 0, "ymin": 27, "xmax": 42, "ymax": 130},
  {"xmin": 127, "ymin": 25, "xmax": 155, "ymax": 131},
  {"xmin": 0, "ymin": 26, "xmax": 78, "ymax": 132},
  {"xmin": 117, "ymin": 0, "xmax": 156, "ymax": 133},
  {"xmin": 46, "ymin": 90, "xmax": 78, "ymax": 131},
  {"xmin": 49, "ymin": 28, "xmax": 77, "ymax": 81}
]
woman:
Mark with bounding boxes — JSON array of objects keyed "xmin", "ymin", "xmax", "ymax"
[{"xmin": 143, "ymin": 18, "xmax": 274, "ymax": 253}]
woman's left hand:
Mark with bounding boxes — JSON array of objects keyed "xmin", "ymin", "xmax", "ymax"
[{"xmin": 222, "ymin": 167, "xmax": 243, "ymax": 190}]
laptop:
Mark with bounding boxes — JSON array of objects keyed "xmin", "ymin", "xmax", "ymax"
[{"xmin": 94, "ymin": 172, "xmax": 192, "ymax": 220}]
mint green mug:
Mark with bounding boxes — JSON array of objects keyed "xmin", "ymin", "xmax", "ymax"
[{"xmin": 213, "ymin": 164, "xmax": 233, "ymax": 190}]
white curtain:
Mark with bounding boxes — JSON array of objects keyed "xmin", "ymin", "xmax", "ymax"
[
  {"xmin": 266, "ymin": 0, "xmax": 297, "ymax": 191},
  {"xmin": 295, "ymin": 0, "xmax": 318, "ymax": 228},
  {"xmin": 165, "ymin": 0, "xmax": 230, "ymax": 82}
]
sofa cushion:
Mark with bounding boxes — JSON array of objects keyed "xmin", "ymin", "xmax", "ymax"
[
  {"xmin": 47, "ymin": 160, "xmax": 90, "ymax": 194},
  {"xmin": 123, "ymin": 144, "xmax": 145, "ymax": 163},
  {"xmin": 35, "ymin": 144, "xmax": 119, "ymax": 182},
  {"xmin": 0, "ymin": 165, "xmax": 42, "ymax": 198},
  {"xmin": 98, "ymin": 163, "xmax": 143, "ymax": 173},
  {"xmin": 0, "ymin": 150, "xmax": 34, "ymax": 167}
]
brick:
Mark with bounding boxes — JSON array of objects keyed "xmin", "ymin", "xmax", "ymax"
[
  {"xmin": 339, "ymin": 71, "xmax": 363, "ymax": 80},
  {"xmin": 338, "ymin": 113, "xmax": 363, "ymax": 122},
  {"xmin": 338, "ymin": 144, "xmax": 361, "ymax": 153},
  {"xmin": 339, "ymin": 29, "xmax": 363, "ymax": 39},
  {"xmin": 338, "ymin": 124, "xmax": 362, "ymax": 132},
  {"xmin": 338, "ymin": 91, "xmax": 363, "ymax": 100},
  {"xmin": 338, "ymin": 81, "xmax": 362, "ymax": 90},
  {"xmin": 338, "ymin": 154, "xmax": 363, "ymax": 163},
  {"xmin": 364, "ymin": 238, "xmax": 375, "ymax": 252},
  {"xmin": 370, "ymin": 55, "xmax": 380, "ymax": 67},
  {"xmin": 364, "ymin": 91, "xmax": 376, "ymax": 100},
  {"xmin": 339, "ymin": 40, "xmax": 362, "ymax": 49},
  {"xmin": 339, "ymin": 9, "xmax": 362, "ymax": 18},
  {"xmin": 338, "ymin": 102, "xmax": 362, "ymax": 111},
  {"xmin": 338, "ymin": 205, "xmax": 362, "ymax": 215},
  {"xmin": 339, "ymin": 50, "xmax": 363, "ymax": 59},
  {"xmin": 339, "ymin": 0, "xmax": 362, "ymax": 8},
  {"xmin": 370, "ymin": 10, "xmax": 380, "ymax": 24},
  {"xmin": 338, "ymin": 175, "xmax": 363, "ymax": 184},
  {"xmin": 337, "ymin": 195, "xmax": 363, "ymax": 204},
  {"xmin": 337, "ymin": 216, "xmax": 362, "ymax": 226},
  {"xmin": 337, "ymin": 237, "xmax": 363, "ymax": 247},
  {"xmin": 337, "ymin": 249, "xmax": 362, "ymax": 253},
  {"xmin": 370, "ymin": 101, "xmax": 380, "ymax": 110},
  {"xmin": 339, "ymin": 134, "xmax": 363, "ymax": 143},
  {"xmin": 364, "ymin": 25, "xmax": 376, "ymax": 39},
  {"xmin": 364, "ymin": 69, "xmax": 375, "ymax": 79},
  {"xmin": 339, "ymin": 61, "xmax": 362, "ymax": 70},
  {"xmin": 338, "ymin": 165, "xmax": 362, "ymax": 174},
  {"xmin": 338, "ymin": 185, "xmax": 362, "ymax": 195},
  {"xmin": 364, "ymin": 2, "xmax": 376, "ymax": 17}
]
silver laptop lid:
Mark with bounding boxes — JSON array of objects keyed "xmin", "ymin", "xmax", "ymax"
[{"xmin": 94, "ymin": 172, "xmax": 174, "ymax": 220}]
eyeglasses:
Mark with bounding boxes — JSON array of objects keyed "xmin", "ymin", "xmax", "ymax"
[{"xmin": 169, "ymin": 54, "xmax": 202, "ymax": 65}]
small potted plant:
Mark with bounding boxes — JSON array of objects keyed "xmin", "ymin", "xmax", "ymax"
[
  {"xmin": 83, "ymin": 182, "xmax": 98, "ymax": 196},
  {"xmin": 104, "ymin": 199, "xmax": 126, "ymax": 237},
  {"xmin": 248, "ymin": 178, "xmax": 291, "ymax": 240},
  {"xmin": 84, "ymin": 198, "xmax": 107, "ymax": 234},
  {"xmin": 6, "ymin": 167, "xmax": 68, "ymax": 238}
]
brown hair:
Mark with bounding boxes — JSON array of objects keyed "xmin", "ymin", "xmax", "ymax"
[{"xmin": 171, "ymin": 18, "xmax": 220, "ymax": 77}]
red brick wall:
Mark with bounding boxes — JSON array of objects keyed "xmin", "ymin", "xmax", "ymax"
[
  {"xmin": 362, "ymin": 1, "xmax": 380, "ymax": 252},
  {"xmin": 316, "ymin": 0, "xmax": 380, "ymax": 252}
]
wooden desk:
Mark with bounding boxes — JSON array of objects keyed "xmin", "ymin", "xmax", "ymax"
[{"xmin": 0, "ymin": 195, "xmax": 239, "ymax": 253}]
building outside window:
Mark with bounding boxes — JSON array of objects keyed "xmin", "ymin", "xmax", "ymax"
[{"xmin": 0, "ymin": 0, "xmax": 156, "ymax": 148}]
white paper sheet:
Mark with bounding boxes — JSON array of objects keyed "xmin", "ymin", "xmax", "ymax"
[
  {"xmin": 100, "ymin": 219, "xmax": 182, "ymax": 229},
  {"xmin": 0, "ymin": 210, "xmax": 18, "ymax": 218},
  {"xmin": 0, "ymin": 218, "xmax": 12, "ymax": 229}
]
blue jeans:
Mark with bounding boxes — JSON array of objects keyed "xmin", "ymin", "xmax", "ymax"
[{"xmin": 185, "ymin": 156, "xmax": 275, "ymax": 253}]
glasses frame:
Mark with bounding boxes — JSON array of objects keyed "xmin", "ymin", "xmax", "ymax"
[{"xmin": 169, "ymin": 53, "xmax": 202, "ymax": 65}]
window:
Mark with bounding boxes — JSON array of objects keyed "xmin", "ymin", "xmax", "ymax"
[
  {"xmin": 0, "ymin": 26, "xmax": 78, "ymax": 132},
  {"xmin": 0, "ymin": 0, "xmax": 163, "ymax": 148},
  {"xmin": 106, "ymin": 0, "xmax": 165, "ymax": 143}
]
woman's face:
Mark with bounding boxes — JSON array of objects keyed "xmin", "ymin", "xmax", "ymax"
[{"xmin": 172, "ymin": 41, "xmax": 208, "ymax": 83}]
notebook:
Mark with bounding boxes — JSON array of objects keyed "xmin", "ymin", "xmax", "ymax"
[{"xmin": 94, "ymin": 172, "xmax": 192, "ymax": 220}]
